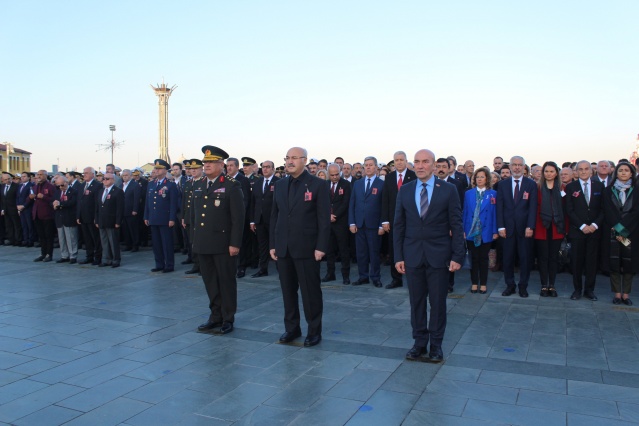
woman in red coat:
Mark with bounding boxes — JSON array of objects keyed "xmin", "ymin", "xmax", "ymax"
[{"xmin": 534, "ymin": 162, "xmax": 566, "ymax": 297}]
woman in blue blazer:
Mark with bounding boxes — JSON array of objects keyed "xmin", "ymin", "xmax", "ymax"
[{"xmin": 463, "ymin": 167, "xmax": 498, "ymax": 294}]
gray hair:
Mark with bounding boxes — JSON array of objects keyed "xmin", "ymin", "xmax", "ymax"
[
  {"xmin": 122, "ymin": 169, "xmax": 131, "ymax": 175},
  {"xmin": 510, "ymin": 156, "xmax": 525, "ymax": 165},
  {"xmin": 328, "ymin": 163, "xmax": 341, "ymax": 173},
  {"xmin": 364, "ymin": 156, "xmax": 377, "ymax": 165},
  {"xmin": 393, "ymin": 151, "xmax": 407, "ymax": 159}
]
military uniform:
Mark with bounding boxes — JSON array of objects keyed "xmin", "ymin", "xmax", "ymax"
[
  {"xmin": 182, "ymin": 159, "xmax": 203, "ymax": 274},
  {"xmin": 194, "ymin": 146, "xmax": 245, "ymax": 333},
  {"xmin": 144, "ymin": 159, "xmax": 179, "ymax": 272}
]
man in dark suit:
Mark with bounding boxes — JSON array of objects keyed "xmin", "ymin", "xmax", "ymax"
[
  {"xmin": 120, "ymin": 169, "xmax": 141, "ymax": 252},
  {"xmin": 594, "ymin": 160, "xmax": 612, "ymax": 275},
  {"xmin": 447, "ymin": 156, "xmax": 469, "ymax": 190},
  {"xmin": 242, "ymin": 156, "xmax": 260, "ymax": 269},
  {"xmin": 394, "ymin": 149, "xmax": 465, "ymax": 362},
  {"xmin": 133, "ymin": 169, "xmax": 149, "ymax": 247},
  {"xmin": 144, "ymin": 159, "xmax": 179, "ymax": 273},
  {"xmin": 193, "ymin": 146, "xmax": 245, "ymax": 335},
  {"xmin": 52, "ymin": 175, "xmax": 79, "ymax": 263},
  {"xmin": 77, "ymin": 167, "xmax": 102, "ymax": 265},
  {"xmin": 95, "ymin": 173, "xmax": 124, "ymax": 267},
  {"xmin": 565, "ymin": 160, "xmax": 605, "ymax": 300},
  {"xmin": 226, "ymin": 157, "xmax": 252, "ymax": 278},
  {"xmin": 249, "ymin": 160, "xmax": 279, "ymax": 277},
  {"xmin": 31, "ymin": 170, "xmax": 56, "ymax": 262},
  {"xmin": 170, "ymin": 162, "xmax": 186, "ymax": 254},
  {"xmin": 381, "ymin": 151, "xmax": 417, "ymax": 288},
  {"xmin": 16, "ymin": 172, "xmax": 34, "ymax": 247},
  {"xmin": 1, "ymin": 172, "xmax": 22, "ymax": 245},
  {"xmin": 349, "ymin": 156, "xmax": 386, "ymax": 287},
  {"xmin": 497, "ymin": 156, "xmax": 538, "ymax": 297},
  {"xmin": 182, "ymin": 159, "xmax": 204, "ymax": 275},
  {"xmin": 324, "ymin": 163, "xmax": 352, "ymax": 284},
  {"xmin": 270, "ymin": 147, "xmax": 330, "ymax": 347}
]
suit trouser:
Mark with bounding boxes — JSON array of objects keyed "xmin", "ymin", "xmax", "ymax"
[
  {"xmin": 356, "ymin": 226, "xmax": 382, "ymax": 281},
  {"xmin": 20, "ymin": 209, "xmax": 34, "ymax": 244},
  {"xmin": 238, "ymin": 220, "xmax": 252, "ymax": 269},
  {"xmin": 150, "ymin": 225, "xmax": 174, "ymax": 269},
  {"xmin": 173, "ymin": 214, "xmax": 184, "ymax": 250},
  {"xmin": 502, "ymin": 235, "xmax": 533, "ymax": 289},
  {"xmin": 99, "ymin": 227, "xmax": 120, "ymax": 263},
  {"xmin": 571, "ymin": 232, "xmax": 600, "ymax": 293},
  {"xmin": 468, "ymin": 241, "xmax": 492, "ymax": 286},
  {"xmin": 34, "ymin": 218, "xmax": 55, "ymax": 256},
  {"xmin": 198, "ymin": 253, "xmax": 238, "ymax": 323},
  {"xmin": 326, "ymin": 223, "xmax": 350, "ymax": 278},
  {"xmin": 406, "ymin": 264, "xmax": 449, "ymax": 348},
  {"xmin": 57, "ymin": 226, "xmax": 78, "ymax": 259},
  {"xmin": 122, "ymin": 216, "xmax": 139, "ymax": 249},
  {"xmin": 5, "ymin": 211, "xmax": 22, "ymax": 244},
  {"xmin": 277, "ymin": 256, "xmax": 323, "ymax": 336},
  {"xmin": 255, "ymin": 223, "xmax": 271, "ymax": 272},
  {"xmin": 535, "ymin": 232, "xmax": 562, "ymax": 288},
  {"xmin": 80, "ymin": 221, "xmax": 102, "ymax": 260}
]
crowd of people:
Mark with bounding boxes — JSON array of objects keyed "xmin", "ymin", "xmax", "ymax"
[{"xmin": 1, "ymin": 148, "xmax": 637, "ymax": 362}]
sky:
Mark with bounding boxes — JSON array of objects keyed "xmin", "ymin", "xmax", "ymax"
[{"xmin": 1, "ymin": 0, "xmax": 638, "ymax": 173}]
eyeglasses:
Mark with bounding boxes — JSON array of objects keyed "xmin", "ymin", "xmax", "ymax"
[
  {"xmin": 284, "ymin": 156, "xmax": 306, "ymax": 161},
  {"xmin": 103, "ymin": 177, "xmax": 112, "ymax": 180}
]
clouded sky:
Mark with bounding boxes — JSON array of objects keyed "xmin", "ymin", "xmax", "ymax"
[{"xmin": 2, "ymin": 0, "xmax": 637, "ymax": 172}]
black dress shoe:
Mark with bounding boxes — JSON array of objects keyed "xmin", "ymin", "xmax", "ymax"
[
  {"xmin": 405, "ymin": 345, "xmax": 426, "ymax": 361},
  {"xmin": 570, "ymin": 291, "xmax": 581, "ymax": 300},
  {"xmin": 321, "ymin": 274, "xmax": 336, "ymax": 283},
  {"xmin": 470, "ymin": 288, "xmax": 478, "ymax": 294},
  {"xmin": 343, "ymin": 278, "xmax": 351, "ymax": 285},
  {"xmin": 502, "ymin": 287, "xmax": 516, "ymax": 296},
  {"xmin": 111, "ymin": 262, "xmax": 120, "ymax": 268},
  {"xmin": 448, "ymin": 286, "xmax": 454, "ymax": 293},
  {"xmin": 613, "ymin": 297, "xmax": 622, "ymax": 305},
  {"xmin": 584, "ymin": 292, "xmax": 598, "ymax": 301},
  {"xmin": 181, "ymin": 259, "xmax": 193, "ymax": 265},
  {"xmin": 236, "ymin": 269, "xmax": 246, "ymax": 278},
  {"xmin": 33, "ymin": 255, "xmax": 45, "ymax": 262},
  {"xmin": 385, "ymin": 280, "xmax": 403, "ymax": 289},
  {"xmin": 279, "ymin": 329, "xmax": 302, "ymax": 343},
  {"xmin": 163, "ymin": 268, "xmax": 174, "ymax": 273},
  {"xmin": 479, "ymin": 288, "xmax": 487, "ymax": 294},
  {"xmin": 215, "ymin": 322, "xmax": 234, "ymax": 334},
  {"xmin": 185, "ymin": 269, "xmax": 200, "ymax": 274},
  {"xmin": 98, "ymin": 263, "xmax": 111, "ymax": 267},
  {"xmin": 428, "ymin": 346, "xmax": 444, "ymax": 363},
  {"xmin": 252, "ymin": 270, "xmax": 269, "ymax": 278},
  {"xmin": 548, "ymin": 288, "xmax": 558, "ymax": 297},
  {"xmin": 56, "ymin": 258, "xmax": 70, "ymax": 264},
  {"xmin": 519, "ymin": 289, "xmax": 529, "ymax": 298},
  {"xmin": 623, "ymin": 298, "xmax": 633, "ymax": 306},
  {"xmin": 91, "ymin": 260, "xmax": 101, "ymax": 266},
  {"xmin": 78, "ymin": 258, "xmax": 93, "ymax": 265},
  {"xmin": 198, "ymin": 321, "xmax": 222, "ymax": 331},
  {"xmin": 304, "ymin": 335, "xmax": 322, "ymax": 347},
  {"xmin": 352, "ymin": 278, "xmax": 370, "ymax": 286},
  {"xmin": 151, "ymin": 267, "xmax": 163, "ymax": 272},
  {"xmin": 42, "ymin": 255, "xmax": 52, "ymax": 263},
  {"xmin": 540, "ymin": 288, "xmax": 549, "ymax": 297},
  {"xmin": 131, "ymin": 247, "xmax": 139, "ymax": 252},
  {"xmin": 373, "ymin": 280, "xmax": 383, "ymax": 288},
  {"xmin": 69, "ymin": 259, "xmax": 77, "ymax": 264}
]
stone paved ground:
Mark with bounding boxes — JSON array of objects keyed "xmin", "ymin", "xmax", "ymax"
[{"xmin": 2, "ymin": 245, "xmax": 639, "ymax": 425}]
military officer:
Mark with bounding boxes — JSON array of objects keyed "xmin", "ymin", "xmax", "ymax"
[
  {"xmin": 193, "ymin": 146, "xmax": 245, "ymax": 334},
  {"xmin": 241, "ymin": 156, "xmax": 260, "ymax": 270},
  {"xmin": 182, "ymin": 159, "xmax": 204, "ymax": 275},
  {"xmin": 133, "ymin": 168, "xmax": 149, "ymax": 247},
  {"xmin": 144, "ymin": 159, "xmax": 179, "ymax": 273}
]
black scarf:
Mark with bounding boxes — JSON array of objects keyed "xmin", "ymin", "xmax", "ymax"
[{"xmin": 540, "ymin": 183, "xmax": 565, "ymax": 235}]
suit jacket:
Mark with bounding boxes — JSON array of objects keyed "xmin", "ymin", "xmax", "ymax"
[
  {"xmin": 191, "ymin": 175, "xmax": 245, "ymax": 254},
  {"xmin": 54, "ymin": 187, "xmax": 78, "ymax": 228},
  {"xmin": 270, "ymin": 170, "xmax": 331, "ymax": 258},
  {"xmin": 393, "ymin": 178, "xmax": 465, "ymax": 268},
  {"xmin": 603, "ymin": 184, "xmax": 639, "ymax": 273},
  {"xmin": 453, "ymin": 171, "xmax": 469, "ymax": 189},
  {"xmin": 328, "ymin": 178, "xmax": 351, "ymax": 226},
  {"xmin": 381, "ymin": 170, "xmax": 417, "ymax": 225},
  {"xmin": 496, "ymin": 177, "xmax": 538, "ymax": 237},
  {"xmin": 250, "ymin": 175, "xmax": 279, "ymax": 225},
  {"xmin": 15, "ymin": 181, "xmax": 33, "ymax": 210},
  {"xmin": 348, "ymin": 176, "xmax": 384, "ymax": 228},
  {"xmin": 232, "ymin": 173, "xmax": 251, "ymax": 211},
  {"xmin": 122, "ymin": 181, "xmax": 141, "ymax": 216},
  {"xmin": 95, "ymin": 185, "xmax": 124, "ymax": 229},
  {"xmin": 32, "ymin": 181, "xmax": 56, "ymax": 221},
  {"xmin": 564, "ymin": 179, "xmax": 605, "ymax": 239},
  {"xmin": 1, "ymin": 182, "xmax": 19, "ymax": 214},
  {"xmin": 463, "ymin": 188, "xmax": 498, "ymax": 243},
  {"xmin": 69, "ymin": 180, "xmax": 82, "ymax": 194},
  {"xmin": 446, "ymin": 175, "xmax": 466, "ymax": 209},
  {"xmin": 144, "ymin": 178, "xmax": 179, "ymax": 225},
  {"xmin": 77, "ymin": 179, "xmax": 101, "ymax": 223}
]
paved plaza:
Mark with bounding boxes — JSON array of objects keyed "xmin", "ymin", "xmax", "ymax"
[{"xmin": 2, "ymin": 245, "xmax": 639, "ymax": 425}]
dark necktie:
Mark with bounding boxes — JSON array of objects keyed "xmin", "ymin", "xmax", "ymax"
[
  {"xmin": 331, "ymin": 183, "xmax": 336, "ymax": 199},
  {"xmin": 208, "ymin": 180, "xmax": 213, "ymax": 189},
  {"xmin": 514, "ymin": 179, "xmax": 520, "ymax": 200},
  {"xmin": 420, "ymin": 183, "xmax": 429, "ymax": 219},
  {"xmin": 288, "ymin": 178, "xmax": 299, "ymax": 208},
  {"xmin": 365, "ymin": 178, "xmax": 371, "ymax": 194},
  {"xmin": 264, "ymin": 179, "xmax": 269, "ymax": 193}
]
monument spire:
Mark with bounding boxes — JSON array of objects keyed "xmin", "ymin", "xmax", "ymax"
[{"xmin": 150, "ymin": 82, "xmax": 177, "ymax": 163}]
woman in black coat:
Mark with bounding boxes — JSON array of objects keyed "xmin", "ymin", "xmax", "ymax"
[{"xmin": 603, "ymin": 162, "xmax": 639, "ymax": 305}]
